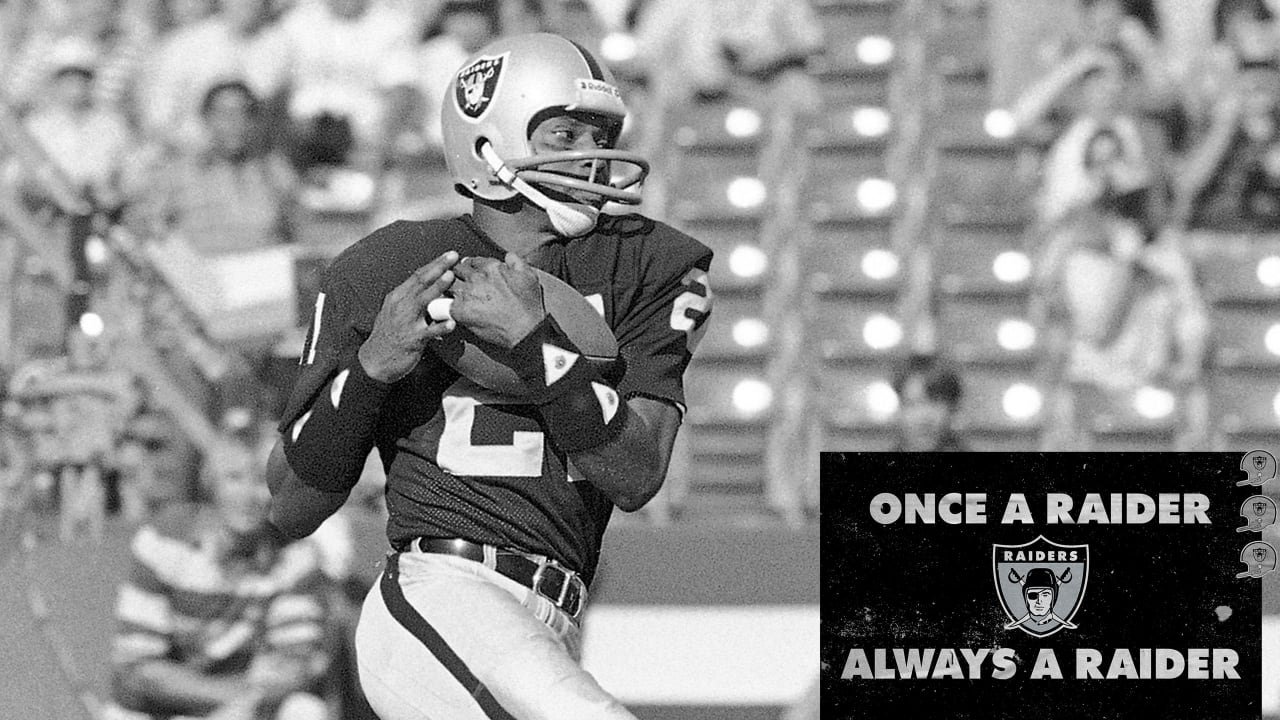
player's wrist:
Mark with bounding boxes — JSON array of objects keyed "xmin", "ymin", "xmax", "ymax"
[
  {"xmin": 357, "ymin": 340, "xmax": 407, "ymax": 385},
  {"xmin": 509, "ymin": 315, "xmax": 628, "ymax": 454},
  {"xmin": 283, "ymin": 350, "xmax": 389, "ymax": 493}
]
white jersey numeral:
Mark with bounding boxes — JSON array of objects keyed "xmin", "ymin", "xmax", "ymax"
[
  {"xmin": 670, "ymin": 269, "xmax": 713, "ymax": 352},
  {"xmin": 436, "ymin": 394, "xmax": 545, "ymax": 477}
]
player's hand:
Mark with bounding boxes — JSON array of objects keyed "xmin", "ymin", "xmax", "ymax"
[
  {"xmin": 450, "ymin": 253, "xmax": 546, "ymax": 348},
  {"xmin": 359, "ymin": 250, "xmax": 460, "ymax": 383}
]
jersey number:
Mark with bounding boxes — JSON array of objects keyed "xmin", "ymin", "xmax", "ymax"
[
  {"xmin": 670, "ymin": 269, "xmax": 713, "ymax": 352},
  {"xmin": 436, "ymin": 394, "xmax": 545, "ymax": 477}
]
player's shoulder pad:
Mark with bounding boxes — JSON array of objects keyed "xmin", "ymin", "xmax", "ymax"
[{"xmin": 596, "ymin": 212, "xmax": 713, "ymax": 275}]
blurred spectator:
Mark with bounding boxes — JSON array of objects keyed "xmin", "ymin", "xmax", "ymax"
[
  {"xmin": 138, "ymin": 0, "xmax": 290, "ymax": 153},
  {"xmin": 1019, "ymin": 51, "xmax": 1163, "ymax": 227},
  {"xmin": 393, "ymin": 0, "xmax": 500, "ymax": 157},
  {"xmin": 1175, "ymin": 59, "xmax": 1280, "ymax": 231},
  {"xmin": 276, "ymin": 0, "xmax": 418, "ymax": 174},
  {"xmin": 526, "ymin": 0, "xmax": 610, "ymax": 47},
  {"xmin": 1184, "ymin": 0, "xmax": 1279, "ymax": 132},
  {"xmin": 12, "ymin": 37, "xmax": 135, "ymax": 215},
  {"xmin": 1034, "ymin": 178, "xmax": 1207, "ymax": 396},
  {"xmin": 890, "ymin": 354, "xmax": 968, "ymax": 452},
  {"xmin": 633, "ymin": 0, "xmax": 824, "ymax": 107},
  {"xmin": 7, "ymin": 328, "xmax": 139, "ymax": 543},
  {"xmin": 106, "ymin": 436, "xmax": 332, "ymax": 720},
  {"xmin": 4, "ymin": 0, "xmax": 152, "ymax": 115},
  {"xmin": 128, "ymin": 80, "xmax": 299, "ymax": 255}
]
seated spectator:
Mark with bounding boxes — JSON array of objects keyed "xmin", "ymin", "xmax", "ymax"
[
  {"xmin": 276, "ymin": 0, "xmax": 417, "ymax": 174},
  {"xmin": 138, "ymin": 0, "xmax": 290, "ymax": 153},
  {"xmin": 14, "ymin": 37, "xmax": 135, "ymax": 215},
  {"xmin": 4, "ymin": 0, "xmax": 151, "ymax": 116},
  {"xmin": 106, "ymin": 436, "xmax": 333, "ymax": 720},
  {"xmin": 1175, "ymin": 59, "xmax": 1280, "ymax": 231},
  {"xmin": 891, "ymin": 354, "xmax": 968, "ymax": 452},
  {"xmin": 8, "ymin": 328, "xmax": 139, "ymax": 543},
  {"xmin": 128, "ymin": 80, "xmax": 299, "ymax": 255}
]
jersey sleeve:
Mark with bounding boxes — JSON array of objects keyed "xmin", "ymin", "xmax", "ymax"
[
  {"xmin": 277, "ymin": 273, "xmax": 366, "ymax": 434},
  {"xmin": 613, "ymin": 247, "xmax": 714, "ymax": 412}
]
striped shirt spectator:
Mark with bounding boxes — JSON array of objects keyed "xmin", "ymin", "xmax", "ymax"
[{"xmin": 106, "ymin": 439, "xmax": 333, "ymax": 720}]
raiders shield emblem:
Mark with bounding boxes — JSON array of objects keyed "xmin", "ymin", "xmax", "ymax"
[
  {"xmin": 455, "ymin": 53, "xmax": 507, "ymax": 120},
  {"xmin": 993, "ymin": 536, "xmax": 1089, "ymax": 638}
]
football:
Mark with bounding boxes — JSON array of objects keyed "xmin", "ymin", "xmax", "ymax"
[{"xmin": 428, "ymin": 268, "xmax": 619, "ymax": 397}]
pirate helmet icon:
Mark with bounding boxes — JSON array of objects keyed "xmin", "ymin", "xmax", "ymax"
[
  {"xmin": 1005, "ymin": 566, "xmax": 1078, "ymax": 631},
  {"xmin": 1237, "ymin": 541, "xmax": 1278, "ymax": 579},
  {"xmin": 1238, "ymin": 495, "xmax": 1278, "ymax": 533},
  {"xmin": 1239, "ymin": 450, "xmax": 1278, "ymax": 486}
]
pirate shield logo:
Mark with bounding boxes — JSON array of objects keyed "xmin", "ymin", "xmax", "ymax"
[
  {"xmin": 455, "ymin": 53, "xmax": 507, "ymax": 120},
  {"xmin": 994, "ymin": 536, "xmax": 1089, "ymax": 638}
]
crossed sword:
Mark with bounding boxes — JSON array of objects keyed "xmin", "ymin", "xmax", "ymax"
[{"xmin": 1004, "ymin": 612, "xmax": 1077, "ymax": 631}]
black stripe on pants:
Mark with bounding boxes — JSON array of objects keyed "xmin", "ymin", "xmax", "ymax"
[{"xmin": 379, "ymin": 553, "xmax": 516, "ymax": 720}]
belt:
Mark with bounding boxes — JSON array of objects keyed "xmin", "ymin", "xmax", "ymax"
[{"xmin": 410, "ymin": 538, "xmax": 588, "ymax": 619}]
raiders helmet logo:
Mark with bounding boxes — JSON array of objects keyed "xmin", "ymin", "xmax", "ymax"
[
  {"xmin": 993, "ymin": 536, "xmax": 1089, "ymax": 638},
  {"xmin": 1237, "ymin": 540, "xmax": 1277, "ymax": 579},
  {"xmin": 1237, "ymin": 495, "xmax": 1278, "ymax": 533},
  {"xmin": 1238, "ymin": 449, "xmax": 1277, "ymax": 486},
  {"xmin": 455, "ymin": 53, "xmax": 507, "ymax": 120}
]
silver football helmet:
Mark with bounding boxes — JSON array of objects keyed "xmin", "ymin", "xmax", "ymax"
[{"xmin": 441, "ymin": 32, "xmax": 649, "ymax": 236}]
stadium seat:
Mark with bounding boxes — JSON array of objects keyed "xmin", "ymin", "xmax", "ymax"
[
  {"xmin": 695, "ymin": 295, "xmax": 771, "ymax": 361},
  {"xmin": 805, "ymin": 102, "xmax": 894, "ymax": 152},
  {"xmin": 683, "ymin": 362, "xmax": 775, "ymax": 425},
  {"xmin": 1186, "ymin": 233, "xmax": 1280, "ymax": 305},
  {"xmin": 671, "ymin": 100, "xmax": 769, "ymax": 152},
  {"xmin": 959, "ymin": 429, "xmax": 1042, "ymax": 451},
  {"xmin": 936, "ymin": 76, "xmax": 1011, "ymax": 151},
  {"xmin": 677, "ymin": 219, "xmax": 769, "ymax": 294},
  {"xmin": 931, "ymin": 0, "xmax": 989, "ymax": 80},
  {"xmin": 678, "ymin": 364, "xmax": 772, "ymax": 507},
  {"xmin": 815, "ymin": 67, "xmax": 893, "ymax": 106},
  {"xmin": 932, "ymin": 229, "xmax": 1031, "ymax": 297},
  {"xmin": 952, "ymin": 366, "xmax": 1047, "ymax": 434},
  {"xmin": 811, "ymin": 0, "xmax": 899, "ymax": 74},
  {"xmin": 1210, "ymin": 370, "xmax": 1280, "ymax": 437},
  {"xmin": 804, "ymin": 220, "xmax": 902, "ymax": 296},
  {"xmin": 1070, "ymin": 383, "xmax": 1182, "ymax": 439},
  {"xmin": 809, "ymin": 298, "xmax": 909, "ymax": 363},
  {"xmin": 669, "ymin": 152, "xmax": 768, "ymax": 223},
  {"xmin": 935, "ymin": 147, "xmax": 1033, "ymax": 225},
  {"xmin": 804, "ymin": 151, "xmax": 896, "ymax": 223},
  {"xmin": 817, "ymin": 364, "xmax": 901, "ymax": 432},
  {"xmin": 1210, "ymin": 306, "xmax": 1280, "ymax": 370},
  {"xmin": 936, "ymin": 297, "xmax": 1040, "ymax": 365}
]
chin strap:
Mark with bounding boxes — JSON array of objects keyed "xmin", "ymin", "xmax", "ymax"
[{"xmin": 478, "ymin": 141, "xmax": 600, "ymax": 238}]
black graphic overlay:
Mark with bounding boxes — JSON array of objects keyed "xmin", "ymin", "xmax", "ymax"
[{"xmin": 822, "ymin": 453, "xmax": 1259, "ymax": 719}]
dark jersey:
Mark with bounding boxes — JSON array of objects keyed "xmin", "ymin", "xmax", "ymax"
[{"xmin": 279, "ymin": 214, "xmax": 713, "ymax": 583}]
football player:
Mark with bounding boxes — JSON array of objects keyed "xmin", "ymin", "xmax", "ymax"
[{"xmin": 265, "ymin": 32, "xmax": 714, "ymax": 720}]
